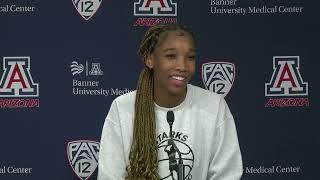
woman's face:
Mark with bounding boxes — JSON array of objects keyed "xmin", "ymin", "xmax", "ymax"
[{"xmin": 146, "ymin": 30, "xmax": 196, "ymax": 97}]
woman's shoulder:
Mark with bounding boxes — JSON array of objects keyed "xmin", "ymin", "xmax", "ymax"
[
  {"xmin": 188, "ymin": 84, "xmax": 224, "ymax": 110},
  {"xmin": 112, "ymin": 90, "xmax": 136, "ymax": 110},
  {"xmin": 189, "ymin": 84, "xmax": 222, "ymax": 102},
  {"xmin": 114, "ymin": 90, "xmax": 136, "ymax": 103}
]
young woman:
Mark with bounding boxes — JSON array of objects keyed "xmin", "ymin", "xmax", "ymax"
[{"xmin": 98, "ymin": 24, "xmax": 243, "ymax": 180}]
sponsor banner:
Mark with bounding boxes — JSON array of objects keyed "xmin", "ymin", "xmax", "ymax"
[
  {"xmin": 70, "ymin": 59, "xmax": 133, "ymax": 97},
  {"xmin": 0, "ymin": 165, "xmax": 32, "ymax": 175},
  {"xmin": 209, "ymin": 0, "xmax": 304, "ymax": 16},
  {"xmin": 0, "ymin": 0, "xmax": 38, "ymax": 14},
  {"xmin": 264, "ymin": 56, "xmax": 309, "ymax": 108},
  {"xmin": 201, "ymin": 61, "xmax": 235, "ymax": 97},
  {"xmin": 133, "ymin": 0, "xmax": 178, "ymax": 26},
  {"xmin": 0, "ymin": 57, "xmax": 40, "ymax": 108},
  {"xmin": 244, "ymin": 164, "xmax": 302, "ymax": 175},
  {"xmin": 67, "ymin": 140, "xmax": 99, "ymax": 180}
]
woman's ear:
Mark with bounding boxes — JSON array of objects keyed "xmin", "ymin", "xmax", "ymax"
[{"xmin": 145, "ymin": 54, "xmax": 154, "ymax": 69}]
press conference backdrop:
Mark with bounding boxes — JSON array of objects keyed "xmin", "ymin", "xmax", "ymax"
[{"xmin": 0, "ymin": 0, "xmax": 319, "ymax": 179}]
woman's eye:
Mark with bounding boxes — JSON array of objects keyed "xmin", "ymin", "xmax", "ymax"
[
  {"xmin": 188, "ymin": 55, "xmax": 196, "ymax": 60},
  {"xmin": 165, "ymin": 54, "xmax": 176, "ymax": 58}
]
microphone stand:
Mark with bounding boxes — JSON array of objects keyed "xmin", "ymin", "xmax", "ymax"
[{"xmin": 169, "ymin": 121, "xmax": 185, "ymax": 180}]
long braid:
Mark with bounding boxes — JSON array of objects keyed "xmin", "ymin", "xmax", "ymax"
[
  {"xmin": 126, "ymin": 24, "xmax": 194, "ymax": 180},
  {"xmin": 126, "ymin": 67, "xmax": 158, "ymax": 180}
]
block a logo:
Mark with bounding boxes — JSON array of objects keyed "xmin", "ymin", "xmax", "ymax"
[
  {"xmin": 67, "ymin": 140, "xmax": 100, "ymax": 180},
  {"xmin": 72, "ymin": 0, "xmax": 102, "ymax": 21},
  {"xmin": 0, "ymin": 57, "xmax": 39, "ymax": 97},
  {"xmin": 133, "ymin": 0, "xmax": 177, "ymax": 26},
  {"xmin": 134, "ymin": 0, "xmax": 177, "ymax": 16},
  {"xmin": 265, "ymin": 56, "xmax": 308, "ymax": 96},
  {"xmin": 201, "ymin": 62, "xmax": 235, "ymax": 97},
  {"xmin": 264, "ymin": 56, "xmax": 309, "ymax": 108}
]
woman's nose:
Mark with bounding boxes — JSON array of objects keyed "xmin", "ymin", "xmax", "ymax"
[{"xmin": 175, "ymin": 57, "xmax": 187, "ymax": 72}]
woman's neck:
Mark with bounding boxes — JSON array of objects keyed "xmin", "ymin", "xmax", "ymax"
[{"xmin": 153, "ymin": 88, "xmax": 187, "ymax": 108}]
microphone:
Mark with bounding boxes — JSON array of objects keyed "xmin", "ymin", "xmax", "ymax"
[
  {"xmin": 166, "ymin": 111, "xmax": 174, "ymax": 148},
  {"xmin": 167, "ymin": 110, "xmax": 174, "ymax": 128},
  {"xmin": 166, "ymin": 111, "xmax": 184, "ymax": 180}
]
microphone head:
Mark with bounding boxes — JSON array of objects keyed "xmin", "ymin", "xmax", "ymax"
[{"xmin": 167, "ymin": 111, "xmax": 174, "ymax": 126}]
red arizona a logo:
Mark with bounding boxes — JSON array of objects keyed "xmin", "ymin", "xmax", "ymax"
[
  {"xmin": 134, "ymin": 0, "xmax": 177, "ymax": 16},
  {"xmin": 0, "ymin": 57, "xmax": 39, "ymax": 97},
  {"xmin": 265, "ymin": 56, "xmax": 308, "ymax": 96}
]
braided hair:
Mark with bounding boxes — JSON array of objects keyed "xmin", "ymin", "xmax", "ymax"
[{"xmin": 125, "ymin": 24, "xmax": 194, "ymax": 180}]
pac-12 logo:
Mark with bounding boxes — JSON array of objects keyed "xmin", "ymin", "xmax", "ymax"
[
  {"xmin": 67, "ymin": 140, "xmax": 99, "ymax": 180},
  {"xmin": 72, "ymin": 0, "xmax": 102, "ymax": 21},
  {"xmin": 201, "ymin": 62, "xmax": 235, "ymax": 97},
  {"xmin": 134, "ymin": 0, "xmax": 177, "ymax": 16},
  {"xmin": 265, "ymin": 56, "xmax": 308, "ymax": 96},
  {"xmin": 0, "ymin": 57, "xmax": 39, "ymax": 97}
]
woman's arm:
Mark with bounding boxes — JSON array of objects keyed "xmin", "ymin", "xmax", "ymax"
[
  {"xmin": 207, "ymin": 98, "xmax": 243, "ymax": 180},
  {"xmin": 98, "ymin": 100, "xmax": 127, "ymax": 180}
]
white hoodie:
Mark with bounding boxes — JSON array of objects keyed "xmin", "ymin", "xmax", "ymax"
[{"xmin": 98, "ymin": 84, "xmax": 243, "ymax": 180}]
